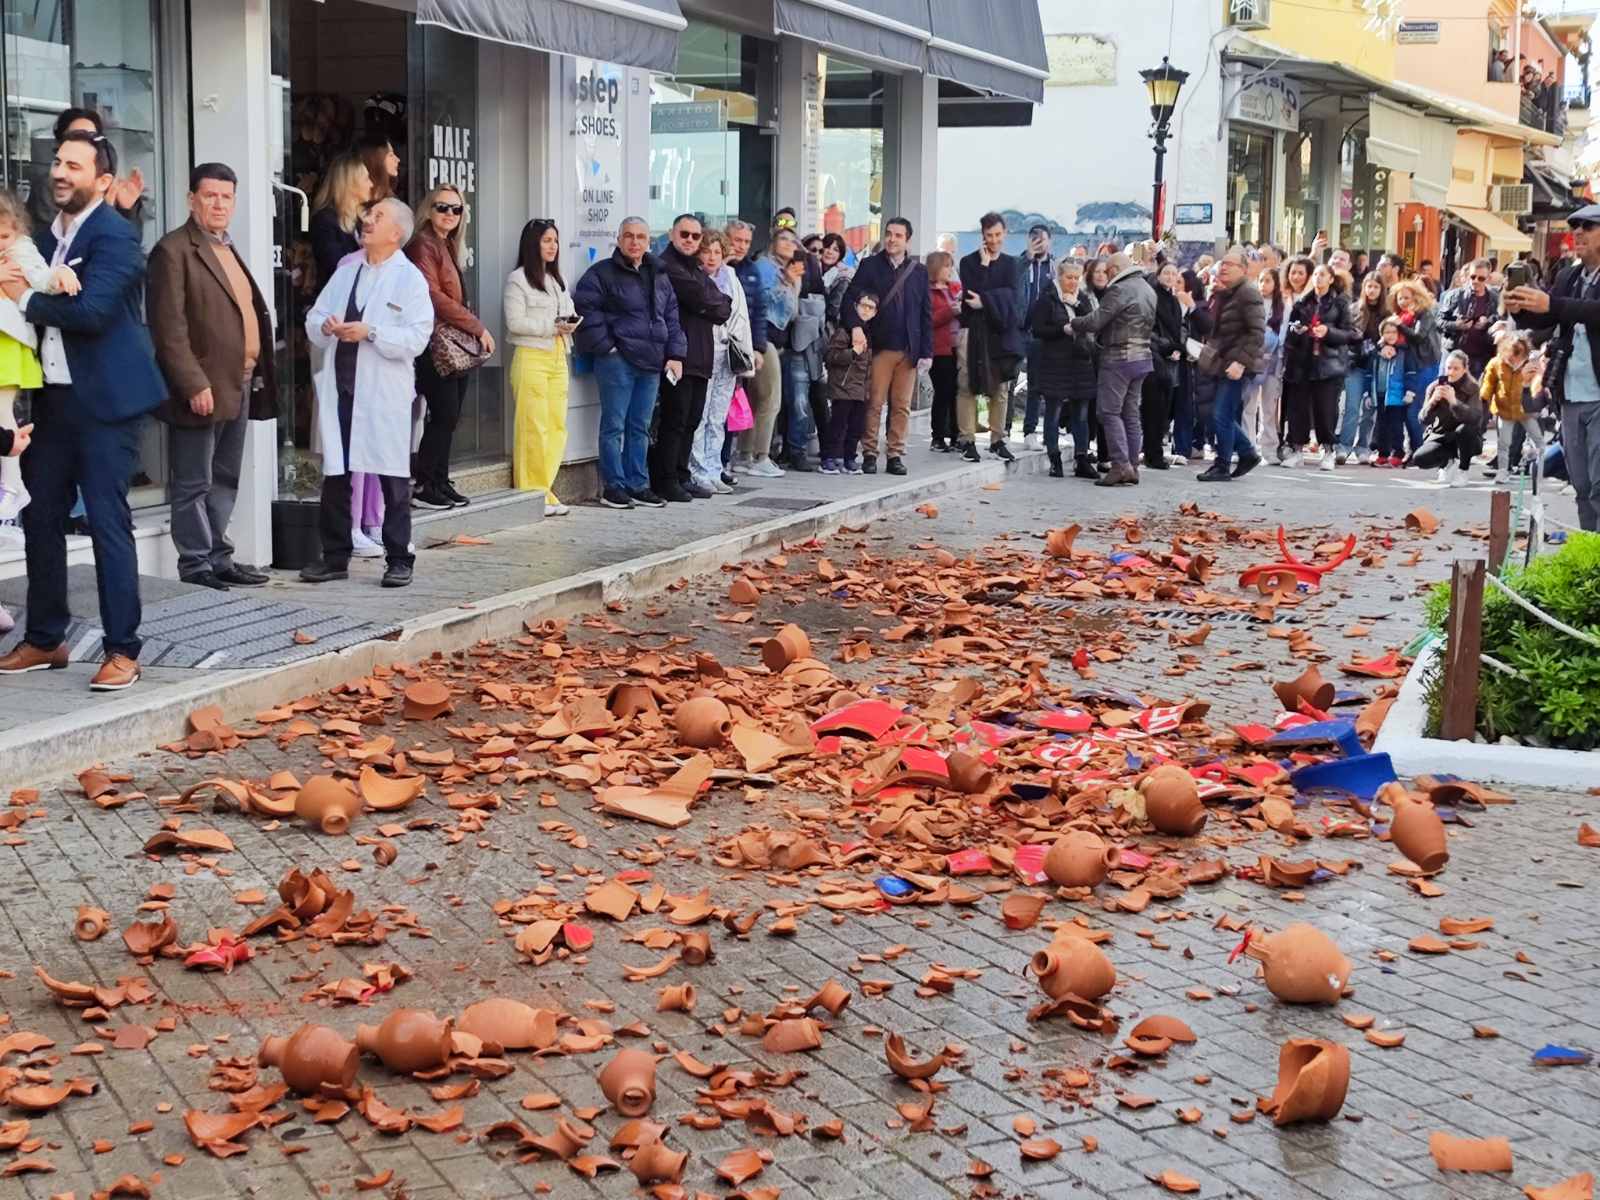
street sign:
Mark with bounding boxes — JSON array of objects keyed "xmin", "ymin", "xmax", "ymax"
[
  {"xmin": 1397, "ymin": 20, "xmax": 1440, "ymax": 44},
  {"xmin": 650, "ymin": 100, "xmax": 726, "ymax": 135},
  {"xmin": 1175, "ymin": 203, "xmax": 1213, "ymax": 225}
]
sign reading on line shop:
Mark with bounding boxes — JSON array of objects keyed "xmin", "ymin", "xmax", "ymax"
[{"xmin": 575, "ymin": 59, "xmax": 625, "ymax": 268}]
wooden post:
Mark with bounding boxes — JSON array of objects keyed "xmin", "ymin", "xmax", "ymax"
[
  {"xmin": 1487, "ymin": 490, "xmax": 1511, "ymax": 574},
  {"xmin": 1439, "ymin": 559, "xmax": 1486, "ymax": 741}
]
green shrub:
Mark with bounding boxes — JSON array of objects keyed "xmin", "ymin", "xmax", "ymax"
[{"xmin": 1422, "ymin": 532, "xmax": 1600, "ymax": 748}]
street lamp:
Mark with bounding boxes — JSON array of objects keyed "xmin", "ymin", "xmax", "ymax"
[{"xmin": 1140, "ymin": 57, "xmax": 1190, "ymax": 240}]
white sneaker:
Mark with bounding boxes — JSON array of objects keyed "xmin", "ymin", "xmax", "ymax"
[
  {"xmin": 1281, "ymin": 450, "xmax": 1304, "ymax": 468},
  {"xmin": 729, "ymin": 455, "xmax": 751, "ymax": 475},
  {"xmin": 0, "ymin": 483, "xmax": 27, "ymax": 522},
  {"xmin": 546, "ymin": 501, "xmax": 570, "ymax": 516},
  {"xmin": 1023, "ymin": 433, "xmax": 1041, "ymax": 452},
  {"xmin": 0, "ymin": 604, "xmax": 13, "ymax": 634},
  {"xmin": 710, "ymin": 478, "xmax": 734, "ymax": 494},
  {"xmin": 746, "ymin": 457, "xmax": 785, "ymax": 478},
  {"xmin": 351, "ymin": 528, "xmax": 383, "ymax": 558},
  {"xmin": 1319, "ymin": 454, "xmax": 1336, "ymax": 472},
  {"xmin": 1446, "ymin": 464, "xmax": 1465, "ymax": 488},
  {"xmin": 0, "ymin": 519, "xmax": 22, "ymax": 550}
]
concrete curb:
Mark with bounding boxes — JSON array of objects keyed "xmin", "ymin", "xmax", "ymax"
[
  {"xmin": 1374, "ymin": 640, "xmax": 1600, "ymax": 789},
  {"xmin": 2, "ymin": 448, "xmax": 1049, "ymax": 786}
]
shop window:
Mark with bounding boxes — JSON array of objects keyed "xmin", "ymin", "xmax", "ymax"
[
  {"xmin": 817, "ymin": 53, "xmax": 886, "ymax": 255},
  {"xmin": 649, "ymin": 21, "xmax": 774, "ymax": 242},
  {"xmin": 1226, "ymin": 126, "xmax": 1273, "ymax": 246},
  {"xmin": 1281, "ymin": 127, "xmax": 1318, "ymax": 255},
  {"xmin": 2, "ymin": 0, "xmax": 169, "ymax": 506}
]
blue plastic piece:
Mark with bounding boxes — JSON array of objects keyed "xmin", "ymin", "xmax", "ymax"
[
  {"xmin": 1533, "ymin": 1044, "xmax": 1592, "ymax": 1066},
  {"xmin": 1289, "ymin": 751, "xmax": 1398, "ymax": 800},
  {"xmin": 1266, "ymin": 719, "xmax": 1360, "ymax": 753},
  {"xmin": 875, "ymin": 876, "xmax": 914, "ymax": 898}
]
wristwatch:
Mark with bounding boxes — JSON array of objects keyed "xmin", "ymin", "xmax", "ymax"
[{"xmin": 365, "ymin": 327, "xmax": 378, "ymax": 343}]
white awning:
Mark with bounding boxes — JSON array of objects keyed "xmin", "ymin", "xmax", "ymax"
[
  {"xmin": 1409, "ymin": 118, "xmax": 1458, "ymax": 210},
  {"xmin": 1368, "ymin": 97, "xmax": 1421, "ymax": 175}
]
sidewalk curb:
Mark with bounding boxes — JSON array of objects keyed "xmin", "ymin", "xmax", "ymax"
[{"xmin": 2, "ymin": 448, "xmax": 1047, "ymax": 786}]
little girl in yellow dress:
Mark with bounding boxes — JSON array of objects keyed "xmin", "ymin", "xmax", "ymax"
[{"xmin": 0, "ymin": 190, "xmax": 80, "ymax": 632}]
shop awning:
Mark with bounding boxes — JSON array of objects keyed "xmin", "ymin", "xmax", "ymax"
[
  {"xmin": 1368, "ymin": 97, "xmax": 1422, "ymax": 174},
  {"xmin": 1408, "ymin": 118, "xmax": 1458, "ymax": 210},
  {"xmin": 773, "ymin": 0, "xmax": 930, "ymax": 72},
  {"xmin": 925, "ymin": 0, "xmax": 1049, "ymax": 104},
  {"xmin": 416, "ymin": 0, "xmax": 686, "ymax": 73},
  {"xmin": 1449, "ymin": 206, "xmax": 1534, "ymax": 253}
]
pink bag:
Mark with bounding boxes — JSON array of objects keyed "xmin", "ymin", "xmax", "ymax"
[{"xmin": 725, "ymin": 384, "xmax": 753, "ymax": 433}]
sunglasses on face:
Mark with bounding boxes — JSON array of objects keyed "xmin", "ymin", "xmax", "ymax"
[
  {"xmin": 1574, "ymin": 220, "xmax": 1599, "ymax": 231},
  {"xmin": 434, "ymin": 202, "xmax": 464, "ymax": 215},
  {"xmin": 1473, "ymin": 275, "xmax": 1489, "ymax": 282},
  {"xmin": 774, "ymin": 216, "xmax": 797, "ymax": 230},
  {"xmin": 676, "ymin": 229, "xmax": 702, "ymax": 241}
]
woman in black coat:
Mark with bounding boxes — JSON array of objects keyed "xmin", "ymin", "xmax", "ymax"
[
  {"xmin": 1280, "ymin": 264, "xmax": 1357, "ymax": 470},
  {"xmin": 1029, "ymin": 259, "xmax": 1101, "ymax": 479},
  {"xmin": 1141, "ymin": 263, "xmax": 1186, "ymax": 469}
]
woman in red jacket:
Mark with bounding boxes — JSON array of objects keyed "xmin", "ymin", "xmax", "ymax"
[{"xmin": 927, "ymin": 250, "xmax": 962, "ymax": 451}]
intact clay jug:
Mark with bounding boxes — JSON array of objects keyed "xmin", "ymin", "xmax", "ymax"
[
  {"xmin": 457, "ymin": 998, "xmax": 556, "ymax": 1052},
  {"xmin": 597, "ymin": 1046, "xmax": 657, "ymax": 1116},
  {"xmin": 1043, "ymin": 830, "xmax": 1118, "ymax": 889},
  {"xmin": 294, "ymin": 775, "xmax": 361, "ymax": 835},
  {"xmin": 1273, "ymin": 665, "xmax": 1336, "ymax": 713},
  {"xmin": 258, "ymin": 1024, "xmax": 360, "ymax": 1095},
  {"xmin": 1245, "ymin": 924, "xmax": 1351, "ymax": 1004},
  {"xmin": 355, "ymin": 1008, "xmax": 453, "ymax": 1074},
  {"xmin": 1389, "ymin": 798, "xmax": 1448, "ymax": 873},
  {"xmin": 1140, "ymin": 764, "xmax": 1207, "ymax": 835},
  {"xmin": 1264, "ymin": 1037, "xmax": 1351, "ymax": 1125},
  {"xmin": 674, "ymin": 695, "xmax": 733, "ymax": 749},
  {"xmin": 1030, "ymin": 934, "xmax": 1116, "ymax": 1001}
]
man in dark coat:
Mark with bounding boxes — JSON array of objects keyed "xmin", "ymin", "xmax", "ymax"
[
  {"xmin": 573, "ymin": 217, "xmax": 685, "ymax": 510},
  {"xmin": 1016, "ymin": 223, "xmax": 1055, "ymax": 447},
  {"xmin": 956, "ymin": 212, "xmax": 1025, "ymax": 463},
  {"xmin": 841, "ymin": 216, "xmax": 932, "ymax": 475},
  {"xmin": 1195, "ymin": 247, "xmax": 1268, "ymax": 482},
  {"xmin": 650, "ymin": 213, "xmax": 731, "ymax": 502}
]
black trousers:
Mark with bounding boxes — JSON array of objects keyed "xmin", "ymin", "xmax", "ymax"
[
  {"xmin": 649, "ymin": 372, "xmax": 709, "ymax": 491},
  {"xmin": 319, "ymin": 390, "xmax": 414, "ymax": 569},
  {"xmin": 1140, "ymin": 372, "xmax": 1174, "ymax": 467},
  {"xmin": 1288, "ymin": 376, "xmax": 1342, "ymax": 448},
  {"xmin": 930, "ymin": 354, "xmax": 958, "ymax": 442},
  {"xmin": 1411, "ymin": 429, "xmax": 1483, "ymax": 470},
  {"xmin": 414, "ymin": 353, "xmax": 468, "ymax": 488}
]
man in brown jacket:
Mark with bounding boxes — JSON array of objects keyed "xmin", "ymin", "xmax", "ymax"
[
  {"xmin": 148, "ymin": 162, "xmax": 275, "ymax": 588},
  {"xmin": 1195, "ymin": 247, "xmax": 1266, "ymax": 482}
]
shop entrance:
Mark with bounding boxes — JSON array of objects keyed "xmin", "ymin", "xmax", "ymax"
[{"xmin": 269, "ymin": 0, "xmax": 491, "ymax": 499}]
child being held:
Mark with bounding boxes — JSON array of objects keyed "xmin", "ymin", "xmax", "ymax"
[
  {"xmin": 819, "ymin": 291, "xmax": 878, "ymax": 474},
  {"xmin": 1371, "ymin": 316, "xmax": 1411, "ymax": 467}
]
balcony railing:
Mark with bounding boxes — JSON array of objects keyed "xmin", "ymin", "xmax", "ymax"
[{"xmin": 1520, "ymin": 90, "xmax": 1567, "ymax": 134}]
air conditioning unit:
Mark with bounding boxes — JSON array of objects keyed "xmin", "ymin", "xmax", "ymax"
[
  {"xmin": 1228, "ymin": 0, "xmax": 1271, "ymax": 30},
  {"xmin": 1492, "ymin": 183, "xmax": 1534, "ymax": 215}
]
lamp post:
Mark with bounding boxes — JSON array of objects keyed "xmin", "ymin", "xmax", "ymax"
[{"xmin": 1140, "ymin": 57, "xmax": 1190, "ymax": 241}]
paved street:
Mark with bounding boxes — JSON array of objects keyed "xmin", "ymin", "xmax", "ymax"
[{"xmin": 1, "ymin": 462, "xmax": 1595, "ymax": 1200}]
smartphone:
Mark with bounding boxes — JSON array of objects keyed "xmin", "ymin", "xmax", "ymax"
[
  {"xmin": 560, "ymin": 314, "xmax": 584, "ymax": 330},
  {"xmin": 664, "ymin": 365, "xmax": 681, "ymax": 385},
  {"xmin": 1504, "ymin": 260, "xmax": 1532, "ymax": 289}
]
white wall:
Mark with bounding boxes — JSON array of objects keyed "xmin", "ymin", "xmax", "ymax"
[{"xmin": 937, "ymin": 0, "xmax": 1224, "ymax": 251}]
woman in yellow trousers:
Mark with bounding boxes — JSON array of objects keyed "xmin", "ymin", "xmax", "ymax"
[{"xmin": 505, "ymin": 219, "xmax": 578, "ymax": 514}]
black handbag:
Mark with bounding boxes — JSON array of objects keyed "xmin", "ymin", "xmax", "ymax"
[{"xmin": 727, "ymin": 336, "xmax": 754, "ymax": 376}]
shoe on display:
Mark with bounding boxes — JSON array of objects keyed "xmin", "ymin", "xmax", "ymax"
[
  {"xmin": 599, "ymin": 487, "xmax": 636, "ymax": 509},
  {"xmin": 0, "ymin": 641, "xmax": 69, "ymax": 673},
  {"xmin": 89, "ymin": 653, "xmax": 140, "ymax": 692},
  {"xmin": 628, "ymin": 489, "xmax": 666, "ymax": 508},
  {"xmin": 350, "ymin": 528, "xmax": 383, "ymax": 558},
  {"xmin": 746, "ymin": 457, "xmax": 785, "ymax": 478}
]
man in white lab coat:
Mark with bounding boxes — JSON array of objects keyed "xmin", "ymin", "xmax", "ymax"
[{"xmin": 300, "ymin": 197, "xmax": 433, "ymax": 588}]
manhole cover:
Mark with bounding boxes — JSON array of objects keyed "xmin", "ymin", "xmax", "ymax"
[{"xmin": 733, "ymin": 496, "xmax": 825, "ymax": 512}]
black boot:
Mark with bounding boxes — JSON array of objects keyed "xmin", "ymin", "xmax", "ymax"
[
  {"xmin": 1048, "ymin": 452, "xmax": 1064, "ymax": 478},
  {"xmin": 1073, "ymin": 456, "xmax": 1099, "ymax": 480}
]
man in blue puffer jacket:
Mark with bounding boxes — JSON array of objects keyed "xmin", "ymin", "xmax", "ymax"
[{"xmin": 574, "ymin": 217, "xmax": 685, "ymax": 510}]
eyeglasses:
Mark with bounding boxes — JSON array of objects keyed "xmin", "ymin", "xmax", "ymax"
[
  {"xmin": 675, "ymin": 229, "xmax": 703, "ymax": 241},
  {"xmin": 1472, "ymin": 275, "xmax": 1490, "ymax": 282},
  {"xmin": 773, "ymin": 215, "xmax": 797, "ymax": 230},
  {"xmin": 1574, "ymin": 219, "xmax": 1599, "ymax": 231},
  {"xmin": 433, "ymin": 203, "xmax": 464, "ymax": 215}
]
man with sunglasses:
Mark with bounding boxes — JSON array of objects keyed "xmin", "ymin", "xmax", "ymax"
[
  {"xmin": 1506, "ymin": 205, "xmax": 1600, "ymax": 531},
  {"xmin": 651, "ymin": 214, "xmax": 731, "ymax": 502},
  {"xmin": 1440, "ymin": 258, "xmax": 1499, "ymax": 378}
]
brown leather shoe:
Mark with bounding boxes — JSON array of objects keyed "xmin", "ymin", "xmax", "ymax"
[
  {"xmin": 0, "ymin": 642, "xmax": 69, "ymax": 673},
  {"xmin": 90, "ymin": 654, "xmax": 141, "ymax": 692}
]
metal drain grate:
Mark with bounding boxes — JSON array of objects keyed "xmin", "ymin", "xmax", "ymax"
[{"xmin": 732, "ymin": 495, "xmax": 826, "ymax": 512}]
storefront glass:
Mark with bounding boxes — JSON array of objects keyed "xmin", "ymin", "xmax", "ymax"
[
  {"xmin": 1226, "ymin": 125, "xmax": 1274, "ymax": 246},
  {"xmin": 1280, "ymin": 124, "xmax": 1319, "ymax": 254},
  {"xmin": 817, "ymin": 53, "xmax": 886, "ymax": 253},
  {"xmin": 1339, "ymin": 130, "xmax": 1390, "ymax": 257},
  {"xmin": 2, "ymin": 0, "xmax": 169, "ymax": 505},
  {"xmin": 649, "ymin": 20, "xmax": 774, "ymax": 240}
]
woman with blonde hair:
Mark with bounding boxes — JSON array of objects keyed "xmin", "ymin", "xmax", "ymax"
[
  {"xmin": 1391, "ymin": 277, "xmax": 1440, "ymax": 460},
  {"xmin": 406, "ymin": 184, "xmax": 493, "ymax": 510},
  {"xmin": 309, "ymin": 153, "xmax": 372, "ymax": 288},
  {"xmin": 504, "ymin": 219, "xmax": 578, "ymax": 512},
  {"xmin": 926, "ymin": 249, "xmax": 960, "ymax": 450}
]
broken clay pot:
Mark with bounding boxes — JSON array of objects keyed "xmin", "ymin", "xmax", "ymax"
[
  {"xmin": 1139, "ymin": 764, "xmax": 1207, "ymax": 836},
  {"xmin": 945, "ymin": 750, "xmax": 995, "ymax": 794},
  {"xmin": 1031, "ymin": 933, "xmax": 1115, "ymax": 1001},
  {"xmin": 74, "ymin": 905, "xmax": 110, "ymax": 942},
  {"xmin": 597, "ymin": 1047, "xmax": 657, "ymax": 1116},
  {"xmin": 1272, "ymin": 664, "xmax": 1335, "ymax": 713},
  {"xmin": 674, "ymin": 695, "xmax": 733, "ymax": 749},
  {"xmin": 606, "ymin": 682, "xmax": 659, "ymax": 721},
  {"xmin": 1263, "ymin": 1038, "xmax": 1350, "ymax": 1125},
  {"xmin": 1043, "ymin": 830, "xmax": 1117, "ymax": 889},
  {"xmin": 1389, "ymin": 798, "xmax": 1448, "ymax": 873},
  {"xmin": 1245, "ymin": 924, "xmax": 1351, "ymax": 1005},
  {"xmin": 457, "ymin": 999, "xmax": 556, "ymax": 1052},
  {"xmin": 258, "ymin": 1024, "xmax": 361, "ymax": 1095},
  {"xmin": 1044, "ymin": 525, "xmax": 1080, "ymax": 559},
  {"xmin": 728, "ymin": 577, "xmax": 760, "ymax": 605},
  {"xmin": 294, "ymin": 775, "xmax": 362, "ymax": 835},
  {"xmin": 761, "ymin": 624, "xmax": 812, "ymax": 672},
  {"xmin": 355, "ymin": 1009, "xmax": 454, "ymax": 1074},
  {"xmin": 629, "ymin": 1137, "xmax": 687, "ymax": 1184},
  {"xmin": 680, "ymin": 931, "xmax": 714, "ymax": 965},
  {"xmin": 401, "ymin": 679, "xmax": 452, "ymax": 720},
  {"xmin": 657, "ymin": 984, "xmax": 696, "ymax": 1013}
]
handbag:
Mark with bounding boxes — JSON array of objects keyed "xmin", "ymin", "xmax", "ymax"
[
  {"xmin": 726, "ymin": 384, "xmax": 753, "ymax": 432},
  {"xmin": 430, "ymin": 323, "xmax": 490, "ymax": 378},
  {"xmin": 728, "ymin": 336, "xmax": 754, "ymax": 376}
]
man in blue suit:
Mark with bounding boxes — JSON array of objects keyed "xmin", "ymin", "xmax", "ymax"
[{"xmin": 0, "ymin": 131, "xmax": 166, "ymax": 690}]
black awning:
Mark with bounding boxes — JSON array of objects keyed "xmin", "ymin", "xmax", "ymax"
[
  {"xmin": 773, "ymin": 0, "xmax": 930, "ymax": 72},
  {"xmin": 417, "ymin": 0, "xmax": 686, "ymax": 73},
  {"xmin": 925, "ymin": 0, "xmax": 1048, "ymax": 104}
]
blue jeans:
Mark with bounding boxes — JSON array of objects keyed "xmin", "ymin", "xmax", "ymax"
[
  {"xmin": 594, "ymin": 352, "xmax": 659, "ymax": 492},
  {"xmin": 781, "ymin": 349, "xmax": 817, "ymax": 459},
  {"xmin": 19, "ymin": 385, "xmax": 144, "ymax": 658},
  {"xmin": 1213, "ymin": 374, "xmax": 1257, "ymax": 471},
  {"xmin": 1339, "ymin": 365, "xmax": 1376, "ymax": 454},
  {"xmin": 1402, "ymin": 363, "xmax": 1435, "ymax": 455}
]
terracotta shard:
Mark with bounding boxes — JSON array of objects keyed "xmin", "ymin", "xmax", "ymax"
[
  {"xmin": 1044, "ymin": 524, "xmax": 1080, "ymax": 558},
  {"xmin": 717, "ymin": 1147, "xmax": 766, "ymax": 1186},
  {"xmin": 358, "ymin": 766, "xmax": 425, "ymax": 812},
  {"xmin": 123, "ymin": 914, "xmax": 179, "ymax": 957},
  {"xmin": 1154, "ymin": 1169, "xmax": 1201, "ymax": 1193},
  {"xmin": 630, "ymin": 1137, "xmax": 687, "ymax": 1184},
  {"xmin": 656, "ymin": 984, "xmax": 696, "ymax": 1013},
  {"xmin": 1020, "ymin": 1138, "xmax": 1063, "ymax": 1161},
  {"xmin": 884, "ymin": 1032, "xmax": 946, "ymax": 1081},
  {"xmin": 762, "ymin": 1017, "xmax": 823, "ymax": 1054},
  {"xmin": 1523, "ymin": 1173, "xmax": 1594, "ymax": 1200},
  {"xmin": 142, "ymin": 827, "xmax": 235, "ymax": 854},
  {"xmin": 1273, "ymin": 665, "xmax": 1335, "ymax": 712},
  {"xmin": 1405, "ymin": 508, "xmax": 1441, "ymax": 535},
  {"xmin": 805, "ymin": 980, "xmax": 851, "ymax": 1016},
  {"xmin": 401, "ymin": 679, "xmax": 452, "ymax": 720},
  {"xmin": 74, "ymin": 905, "xmax": 110, "ymax": 942},
  {"xmin": 1579, "ymin": 823, "xmax": 1600, "ymax": 848},
  {"xmin": 728, "ymin": 577, "xmax": 760, "ymax": 605},
  {"xmin": 1439, "ymin": 916, "xmax": 1494, "ymax": 935},
  {"xmin": 1263, "ymin": 1041, "xmax": 1349, "ymax": 1127},
  {"xmin": 1129, "ymin": 1016, "xmax": 1196, "ymax": 1044},
  {"xmin": 457, "ymin": 999, "xmax": 558, "ymax": 1051},
  {"xmin": 1429, "ymin": 1132, "xmax": 1513, "ymax": 1173},
  {"xmin": 762, "ymin": 623, "xmax": 812, "ymax": 671},
  {"xmin": 1001, "ymin": 892, "xmax": 1048, "ymax": 930},
  {"xmin": 585, "ymin": 878, "xmax": 639, "ymax": 921}
]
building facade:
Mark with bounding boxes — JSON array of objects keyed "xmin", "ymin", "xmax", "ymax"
[{"xmin": 0, "ymin": 0, "xmax": 1046, "ymax": 580}]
